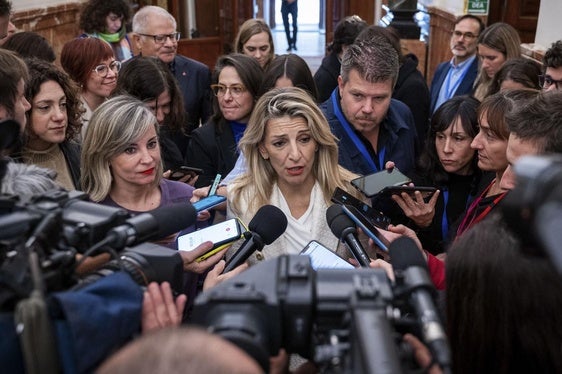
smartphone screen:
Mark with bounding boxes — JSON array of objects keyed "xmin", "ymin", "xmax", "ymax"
[
  {"xmin": 331, "ymin": 187, "xmax": 391, "ymax": 230},
  {"xmin": 192, "ymin": 195, "xmax": 227, "ymax": 212},
  {"xmin": 300, "ymin": 240, "xmax": 354, "ymax": 270},
  {"xmin": 178, "ymin": 218, "xmax": 241, "ymax": 252},
  {"xmin": 341, "ymin": 204, "xmax": 390, "ymax": 252},
  {"xmin": 351, "ymin": 168, "xmax": 411, "ymax": 197}
]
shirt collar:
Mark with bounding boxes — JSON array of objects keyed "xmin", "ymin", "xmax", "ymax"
[{"xmin": 449, "ymin": 54, "xmax": 476, "ymax": 69}]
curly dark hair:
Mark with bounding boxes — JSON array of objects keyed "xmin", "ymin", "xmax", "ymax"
[
  {"xmin": 0, "ymin": 0, "xmax": 11, "ymax": 17},
  {"xmin": 543, "ymin": 40, "xmax": 562, "ymax": 70},
  {"xmin": 24, "ymin": 58, "xmax": 84, "ymax": 142},
  {"xmin": 79, "ymin": 0, "xmax": 130, "ymax": 34}
]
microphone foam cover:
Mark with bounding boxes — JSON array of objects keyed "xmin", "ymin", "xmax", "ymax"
[
  {"xmin": 151, "ymin": 202, "xmax": 197, "ymax": 238},
  {"xmin": 326, "ymin": 204, "xmax": 355, "ymax": 238},
  {"xmin": 389, "ymin": 236, "xmax": 427, "ymax": 271},
  {"xmin": 248, "ymin": 205, "xmax": 288, "ymax": 245}
]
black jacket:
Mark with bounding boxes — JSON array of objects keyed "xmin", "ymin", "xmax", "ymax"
[{"xmin": 314, "ymin": 53, "xmax": 341, "ymax": 103}]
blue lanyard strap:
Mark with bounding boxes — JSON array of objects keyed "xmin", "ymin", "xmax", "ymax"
[
  {"xmin": 441, "ymin": 187, "xmax": 476, "ymax": 240},
  {"xmin": 331, "ymin": 90, "xmax": 385, "ymax": 172}
]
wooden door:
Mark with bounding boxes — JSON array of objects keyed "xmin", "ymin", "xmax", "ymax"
[
  {"xmin": 488, "ymin": 0, "xmax": 539, "ymax": 43},
  {"xmin": 325, "ymin": 0, "xmax": 375, "ymax": 47}
]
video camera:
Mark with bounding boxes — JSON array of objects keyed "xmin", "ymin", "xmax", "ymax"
[
  {"xmin": 192, "ymin": 253, "xmax": 447, "ymax": 373},
  {"xmin": 0, "ymin": 188, "xmax": 188, "ymax": 311}
]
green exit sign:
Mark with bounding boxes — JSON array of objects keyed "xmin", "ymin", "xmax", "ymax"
[{"xmin": 466, "ymin": 0, "xmax": 489, "ymax": 15}]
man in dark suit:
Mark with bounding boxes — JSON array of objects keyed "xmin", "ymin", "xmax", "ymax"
[
  {"xmin": 132, "ymin": 6, "xmax": 212, "ymax": 155},
  {"xmin": 429, "ymin": 15, "xmax": 485, "ymax": 114}
]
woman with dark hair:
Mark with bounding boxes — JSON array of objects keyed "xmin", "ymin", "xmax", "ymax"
[
  {"xmin": 314, "ymin": 15, "xmax": 367, "ymax": 102},
  {"xmin": 446, "ymin": 215, "xmax": 562, "ymax": 374},
  {"xmin": 187, "ymin": 54, "xmax": 263, "ymax": 188},
  {"xmin": 391, "ymin": 95, "xmax": 489, "ymax": 254},
  {"xmin": 234, "ymin": 18, "xmax": 275, "ymax": 70},
  {"xmin": 259, "ymin": 53, "xmax": 318, "ymax": 100},
  {"xmin": 113, "ymin": 56, "xmax": 187, "ymax": 173},
  {"xmin": 79, "ymin": 0, "xmax": 132, "ymax": 62},
  {"xmin": 19, "ymin": 58, "xmax": 83, "ymax": 191},
  {"xmin": 61, "ymin": 37, "xmax": 120, "ymax": 137},
  {"xmin": 2, "ymin": 31, "xmax": 56, "ymax": 62},
  {"xmin": 487, "ymin": 57, "xmax": 541, "ymax": 96}
]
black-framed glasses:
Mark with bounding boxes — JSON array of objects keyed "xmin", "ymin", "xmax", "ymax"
[
  {"xmin": 452, "ymin": 30, "xmax": 479, "ymax": 40},
  {"xmin": 92, "ymin": 60, "xmax": 121, "ymax": 77},
  {"xmin": 210, "ymin": 84, "xmax": 247, "ymax": 97},
  {"xmin": 138, "ymin": 32, "xmax": 180, "ymax": 44},
  {"xmin": 539, "ymin": 74, "xmax": 562, "ymax": 90}
]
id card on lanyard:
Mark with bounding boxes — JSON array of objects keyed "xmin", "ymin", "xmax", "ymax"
[{"xmin": 331, "ymin": 90, "xmax": 386, "ymax": 172}]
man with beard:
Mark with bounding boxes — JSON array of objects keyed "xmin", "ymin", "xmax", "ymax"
[
  {"xmin": 429, "ymin": 15, "xmax": 485, "ymax": 113},
  {"xmin": 320, "ymin": 36, "xmax": 418, "ymax": 177}
]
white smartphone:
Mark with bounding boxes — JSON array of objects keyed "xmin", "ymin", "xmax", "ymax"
[
  {"xmin": 178, "ymin": 218, "xmax": 243, "ymax": 256},
  {"xmin": 300, "ymin": 240, "xmax": 354, "ymax": 270}
]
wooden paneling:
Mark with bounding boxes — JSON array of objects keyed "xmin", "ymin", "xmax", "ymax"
[
  {"xmin": 424, "ymin": 6, "xmax": 457, "ymax": 84},
  {"xmin": 177, "ymin": 37, "xmax": 222, "ymax": 70},
  {"xmin": 325, "ymin": 0, "xmax": 375, "ymax": 48},
  {"xmin": 488, "ymin": 0, "xmax": 539, "ymax": 43}
]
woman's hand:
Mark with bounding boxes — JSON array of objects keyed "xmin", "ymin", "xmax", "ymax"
[
  {"xmin": 403, "ymin": 333, "xmax": 443, "ymax": 374},
  {"xmin": 141, "ymin": 281, "xmax": 186, "ymax": 333},
  {"xmin": 163, "ymin": 169, "xmax": 199, "ymax": 186},
  {"xmin": 392, "ymin": 189, "xmax": 440, "ymax": 228},
  {"xmin": 203, "ymin": 259, "xmax": 248, "ymax": 291},
  {"xmin": 375, "ymin": 224, "xmax": 427, "ymax": 261},
  {"xmin": 178, "ymin": 241, "xmax": 226, "ymax": 274}
]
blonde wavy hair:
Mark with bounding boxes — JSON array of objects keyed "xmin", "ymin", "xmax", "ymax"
[
  {"xmin": 229, "ymin": 87, "xmax": 359, "ymax": 215},
  {"xmin": 81, "ymin": 95, "xmax": 162, "ymax": 202}
]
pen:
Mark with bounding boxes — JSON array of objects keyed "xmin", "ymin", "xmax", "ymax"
[{"xmin": 208, "ymin": 173, "xmax": 221, "ymax": 196}]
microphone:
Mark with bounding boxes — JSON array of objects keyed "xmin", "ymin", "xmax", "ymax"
[
  {"xmin": 390, "ymin": 237, "xmax": 451, "ymax": 372},
  {"xmin": 223, "ymin": 205, "xmax": 288, "ymax": 273},
  {"xmin": 106, "ymin": 202, "xmax": 197, "ymax": 249},
  {"xmin": 326, "ymin": 204, "xmax": 371, "ymax": 267}
]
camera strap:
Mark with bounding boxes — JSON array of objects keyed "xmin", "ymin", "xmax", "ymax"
[{"xmin": 14, "ymin": 251, "xmax": 60, "ymax": 374}]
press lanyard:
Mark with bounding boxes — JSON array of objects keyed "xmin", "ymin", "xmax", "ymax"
[
  {"xmin": 456, "ymin": 182, "xmax": 507, "ymax": 236},
  {"xmin": 441, "ymin": 188, "xmax": 474, "ymax": 240},
  {"xmin": 331, "ymin": 90, "xmax": 386, "ymax": 172}
]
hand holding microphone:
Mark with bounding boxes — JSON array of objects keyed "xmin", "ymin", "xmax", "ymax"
[{"xmin": 223, "ymin": 205, "xmax": 288, "ymax": 273}]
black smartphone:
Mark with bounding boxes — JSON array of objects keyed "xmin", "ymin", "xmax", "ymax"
[
  {"xmin": 331, "ymin": 187, "xmax": 391, "ymax": 230},
  {"xmin": 341, "ymin": 204, "xmax": 390, "ymax": 252},
  {"xmin": 192, "ymin": 195, "xmax": 226, "ymax": 212},
  {"xmin": 170, "ymin": 166, "xmax": 203, "ymax": 181},
  {"xmin": 379, "ymin": 185, "xmax": 437, "ymax": 199},
  {"xmin": 300, "ymin": 240, "xmax": 354, "ymax": 270},
  {"xmin": 351, "ymin": 168, "xmax": 412, "ymax": 198}
]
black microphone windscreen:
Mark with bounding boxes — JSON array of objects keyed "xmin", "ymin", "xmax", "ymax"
[
  {"xmin": 150, "ymin": 202, "xmax": 197, "ymax": 238},
  {"xmin": 326, "ymin": 204, "xmax": 355, "ymax": 238},
  {"xmin": 248, "ymin": 205, "xmax": 288, "ymax": 245},
  {"xmin": 389, "ymin": 236, "xmax": 427, "ymax": 271}
]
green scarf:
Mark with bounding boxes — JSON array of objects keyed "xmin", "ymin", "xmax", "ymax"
[{"xmin": 97, "ymin": 27, "xmax": 125, "ymax": 44}]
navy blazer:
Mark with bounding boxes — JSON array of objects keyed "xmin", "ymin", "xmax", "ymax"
[
  {"xmin": 429, "ymin": 57, "xmax": 479, "ymax": 113},
  {"xmin": 171, "ymin": 54, "xmax": 212, "ymax": 156},
  {"xmin": 320, "ymin": 91, "xmax": 418, "ymax": 177}
]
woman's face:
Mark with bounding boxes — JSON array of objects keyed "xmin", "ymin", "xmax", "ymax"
[
  {"xmin": 471, "ymin": 110, "xmax": 508, "ymax": 172},
  {"xmin": 28, "ymin": 80, "xmax": 68, "ymax": 151},
  {"xmin": 109, "ymin": 125, "xmax": 160, "ymax": 189},
  {"xmin": 144, "ymin": 90, "xmax": 171, "ymax": 125},
  {"xmin": 85, "ymin": 57, "xmax": 118, "ymax": 100},
  {"xmin": 105, "ymin": 12, "xmax": 123, "ymax": 34},
  {"xmin": 478, "ymin": 44, "xmax": 506, "ymax": 78},
  {"xmin": 435, "ymin": 116, "xmax": 475, "ymax": 175},
  {"xmin": 259, "ymin": 116, "xmax": 317, "ymax": 191},
  {"xmin": 217, "ymin": 66, "xmax": 254, "ymax": 123},
  {"xmin": 242, "ymin": 31, "xmax": 271, "ymax": 68}
]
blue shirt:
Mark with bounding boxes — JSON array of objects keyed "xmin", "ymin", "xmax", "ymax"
[{"xmin": 434, "ymin": 55, "xmax": 476, "ymax": 112}]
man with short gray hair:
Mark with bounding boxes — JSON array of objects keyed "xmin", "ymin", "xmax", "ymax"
[
  {"xmin": 320, "ymin": 37, "xmax": 418, "ymax": 176},
  {"xmin": 132, "ymin": 6, "xmax": 211, "ymax": 142}
]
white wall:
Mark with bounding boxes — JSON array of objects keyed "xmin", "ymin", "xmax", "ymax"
[{"xmin": 535, "ymin": 0, "xmax": 562, "ymax": 48}]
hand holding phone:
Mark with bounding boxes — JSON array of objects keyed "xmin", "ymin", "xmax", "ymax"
[
  {"xmin": 178, "ymin": 218, "xmax": 243, "ymax": 261},
  {"xmin": 192, "ymin": 194, "xmax": 227, "ymax": 212},
  {"xmin": 341, "ymin": 204, "xmax": 390, "ymax": 253},
  {"xmin": 331, "ymin": 187, "xmax": 391, "ymax": 230},
  {"xmin": 169, "ymin": 166, "xmax": 203, "ymax": 181},
  {"xmin": 351, "ymin": 168, "xmax": 411, "ymax": 197},
  {"xmin": 390, "ymin": 187, "xmax": 441, "ymax": 228}
]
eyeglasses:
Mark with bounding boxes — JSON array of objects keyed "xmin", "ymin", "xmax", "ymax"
[
  {"xmin": 138, "ymin": 32, "xmax": 181, "ymax": 44},
  {"xmin": 210, "ymin": 84, "xmax": 247, "ymax": 97},
  {"xmin": 92, "ymin": 60, "xmax": 121, "ymax": 77},
  {"xmin": 452, "ymin": 30, "xmax": 479, "ymax": 40},
  {"xmin": 539, "ymin": 74, "xmax": 562, "ymax": 90}
]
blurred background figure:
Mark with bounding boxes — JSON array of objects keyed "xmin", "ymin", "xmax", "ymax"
[
  {"xmin": 114, "ymin": 56, "xmax": 188, "ymax": 173},
  {"xmin": 0, "ymin": 0, "xmax": 15, "ymax": 47},
  {"xmin": 487, "ymin": 57, "xmax": 541, "ymax": 96},
  {"xmin": 2, "ymin": 31, "xmax": 56, "ymax": 63},
  {"xmin": 234, "ymin": 18, "xmax": 275, "ymax": 70},
  {"xmin": 473, "ymin": 22, "xmax": 521, "ymax": 101},
  {"xmin": 281, "ymin": 0, "xmax": 298, "ymax": 51},
  {"xmin": 79, "ymin": 0, "xmax": 133, "ymax": 62},
  {"xmin": 19, "ymin": 58, "xmax": 82, "ymax": 191},
  {"xmin": 314, "ymin": 15, "xmax": 367, "ymax": 103},
  {"xmin": 61, "ymin": 37, "xmax": 119, "ymax": 137},
  {"xmin": 540, "ymin": 40, "xmax": 562, "ymax": 92}
]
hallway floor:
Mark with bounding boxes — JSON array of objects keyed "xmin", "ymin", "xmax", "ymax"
[{"xmin": 272, "ymin": 25, "xmax": 326, "ymax": 74}]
